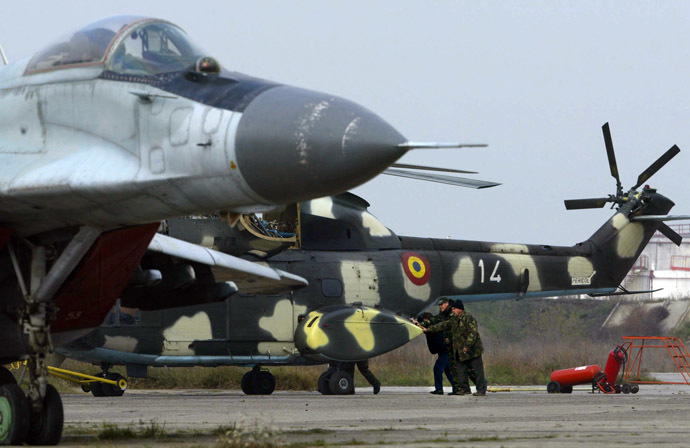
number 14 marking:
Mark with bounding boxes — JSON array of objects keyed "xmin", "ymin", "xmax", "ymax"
[{"xmin": 478, "ymin": 260, "xmax": 502, "ymax": 283}]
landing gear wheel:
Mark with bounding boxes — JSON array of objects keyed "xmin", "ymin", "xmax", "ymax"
[
  {"xmin": 90, "ymin": 374, "xmax": 105, "ymax": 397},
  {"xmin": 0, "ymin": 368, "xmax": 16, "ymax": 386},
  {"xmin": 241, "ymin": 371, "xmax": 256, "ymax": 395},
  {"xmin": 252, "ymin": 371, "xmax": 276, "ymax": 395},
  {"xmin": 317, "ymin": 371, "xmax": 332, "ymax": 395},
  {"xmin": 328, "ymin": 371, "xmax": 354, "ymax": 395},
  {"xmin": 631, "ymin": 384, "xmax": 640, "ymax": 394},
  {"xmin": 560, "ymin": 385, "xmax": 573, "ymax": 394},
  {"xmin": 104, "ymin": 373, "xmax": 127, "ymax": 397},
  {"xmin": 26, "ymin": 384, "xmax": 63, "ymax": 446},
  {"xmin": 0, "ymin": 384, "xmax": 30, "ymax": 445},
  {"xmin": 614, "ymin": 384, "xmax": 622, "ymax": 394},
  {"xmin": 546, "ymin": 381, "xmax": 561, "ymax": 394},
  {"xmin": 621, "ymin": 383, "xmax": 632, "ymax": 394}
]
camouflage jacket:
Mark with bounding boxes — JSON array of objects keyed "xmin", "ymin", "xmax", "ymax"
[
  {"xmin": 426, "ymin": 311, "xmax": 483, "ymax": 362},
  {"xmin": 420, "ymin": 308, "xmax": 452, "ymax": 328}
]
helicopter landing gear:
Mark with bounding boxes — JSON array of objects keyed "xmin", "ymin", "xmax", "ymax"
[
  {"xmin": 317, "ymin": 368, "xmax": 354, "ymax": 395},
  {"xmin": 241, "ymin": 366, "xmax": 276, "ymax": 395},
  {"xmin": 88, "ymin": 364, "xmax": 127, "ymax": 397}
]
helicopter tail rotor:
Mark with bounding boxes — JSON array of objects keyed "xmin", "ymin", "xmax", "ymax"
[{"xmin": 564, "ymin": 122, "xmax": 680, "ymax": 211}]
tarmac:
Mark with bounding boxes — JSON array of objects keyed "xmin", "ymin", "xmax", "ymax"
[{"xmin": 61, "ymin": 380, "xmax": 690, "ymax": 447}]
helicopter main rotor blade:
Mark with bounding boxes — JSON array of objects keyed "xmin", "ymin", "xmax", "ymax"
[
  {"xmin": 602, "ymin": 122, "xmax": 623, "ymax": 194},
  {"xmin": 564, "ymin": 198, "xmax": 610, "ymax": 210},
  {"xmin": 632, "ymin": 145, "xmax": 680, "ymax": 190},
  {"xmin": 383, "ymin": 169, "xmax": 500, "ymax": 189},
  {"xmin": 658, "ymin": 222, "xmax": 683, "ymax": 246},
  {"xmin": 390, "ymin": 163, "xmax": 477, "ymax": 174}
]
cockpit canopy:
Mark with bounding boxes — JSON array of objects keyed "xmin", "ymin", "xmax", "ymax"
[{"xmin": 26, "ymin": 15, "xmax": 210, "ymax": 75}]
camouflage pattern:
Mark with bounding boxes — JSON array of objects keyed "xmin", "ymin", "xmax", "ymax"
[
  {"xmin": 426, "ymin": 311, "xmax": 483, "ymax": 362},
  {"xmin": 60, "ymin": 188, "xmax": 675, "ymax": 375}
]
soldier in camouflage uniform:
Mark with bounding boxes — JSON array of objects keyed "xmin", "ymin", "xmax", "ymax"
[
  {"xmin": 421, "ymin": 300, "xmax": 487, "ymax": 396},
  {"xmin": 414, "ymin": 297, "xmax": 459, "ymax": 394}
]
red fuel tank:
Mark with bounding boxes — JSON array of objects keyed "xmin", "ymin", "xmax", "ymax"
[
  {"xmin": 550, "ymin": 364, "xmax": 602, "ymax": 387},
  {"xmin": 603, "ymin": 346, "xmax": 626, "ymax": 385}
]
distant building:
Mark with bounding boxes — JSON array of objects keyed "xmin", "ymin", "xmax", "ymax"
[{"xmin": 624, "ymin": 224, "xmax": 690, "ymax": 300}]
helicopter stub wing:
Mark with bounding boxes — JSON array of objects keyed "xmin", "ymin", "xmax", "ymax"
[{"xmin": 148, "ymin": 233, "xmax": 308, "ymax": 294}]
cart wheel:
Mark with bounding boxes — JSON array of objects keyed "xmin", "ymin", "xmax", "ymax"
[
  {"xmin": 546, "ymin": 381, "xmax": 561, "ymax": 394},
  {"xmin": 621, "ymin": 383, "xmax": 632, "ymax": 394},
  {"xmin": 80, "ymin": 384, "xmax": 91, "ymax": 393},
  {"xmin": 614, "ymin": 384, "xmax": 622, "ymax": 394},
  {"xmin": 560, "ymin": 385, "xmax": 573, "ymax": 394},
  {"xmin": 631, "ymin": 384, "xmax": 639, "ymax": 394}
]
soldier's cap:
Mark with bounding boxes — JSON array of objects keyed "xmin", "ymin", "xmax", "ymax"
[
  {"xmin": 451, "ymin": 300, "xmax": 465, "ymax": 310},
  {"xmin": 437, "ymin": 297, "xmax": 451, "ymax": 305}
]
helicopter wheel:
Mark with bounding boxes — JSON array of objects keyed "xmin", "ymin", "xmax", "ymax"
[
  {"xmin": 328, "ymin": 371, "xmax": 354, "ymax": 395},
  {"xmin": 103, "ymin": 373, "xmax": 127, "ymax": 397},
  {"xmin": 317, "ymin": 371, "xmax": 332, "ymax": 395},
  {"xmin": 252, "ymin": 371, "xmax": 275, "ymax": 395},
  {"xmin": 241, "ymin": 371, "xmax": 256, "ymax": 395}
]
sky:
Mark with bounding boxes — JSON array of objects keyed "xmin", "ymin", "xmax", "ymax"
[{"xmin": 2, "ymin": 1, "xmax": 689, "ymax": 246}]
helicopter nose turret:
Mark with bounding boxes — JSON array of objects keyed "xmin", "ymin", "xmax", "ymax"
[{"xmin": 234, "ymin": 86, "xmax": 407, "ymax": 204}]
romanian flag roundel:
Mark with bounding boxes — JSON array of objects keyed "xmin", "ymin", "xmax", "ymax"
[{"xmin": 402, "ymin": 252, "xmax": 431, "ymax": 286}]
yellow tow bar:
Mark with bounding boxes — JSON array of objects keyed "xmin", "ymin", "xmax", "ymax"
[{"xmin": 8, "ymin": 361, "xmax": 127, "ymax": 392}]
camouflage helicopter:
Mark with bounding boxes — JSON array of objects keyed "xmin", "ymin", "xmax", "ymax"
[
  {"xmin": 0, "ymin": 14, "xmax": 483, "ymax": 445},
  {"xmin": 59, "ymin": 123, "xmax": 689, "ymax": 396}
]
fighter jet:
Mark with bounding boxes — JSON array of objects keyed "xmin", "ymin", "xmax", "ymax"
[
  {"xmin": 0, "ymin": 15, "xmax": 475, "ymax": 445},
  {"xmin": 58, "ymin": 123, "xmax": 688, "ymax": 397}
]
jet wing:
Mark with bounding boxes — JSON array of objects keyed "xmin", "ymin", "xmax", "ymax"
[{"xmin": 147, "ymin": 233, "xmax": 307, "ymax": 294}]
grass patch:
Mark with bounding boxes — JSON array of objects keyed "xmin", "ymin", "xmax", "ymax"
[{"xmin": 96, "ymin": 420, "xmax": 166, "ymax": 440}]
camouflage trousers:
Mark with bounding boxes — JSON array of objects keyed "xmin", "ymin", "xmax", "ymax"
[{"xmin": 454, "ymin": 355, "xmax": 487, "ymax": 394}]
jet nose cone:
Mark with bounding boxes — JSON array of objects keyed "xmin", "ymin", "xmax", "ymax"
[{"xmin": 234, "ymin": 86, "xmax": 406, "ymax": 204}]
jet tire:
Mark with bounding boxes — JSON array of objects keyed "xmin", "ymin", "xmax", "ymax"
[
  {"xmin": 560, "ymin": 385, "xmax": 573, "ymax": 394},
  {"xmin": 0, "ymin": 368, "xmax": 16, "ymax": 386},
  {"xmin": 0, "ymin": 384, "xmax": 30, "ymax": 445},
  {"xmin": 328, "ymin": 371, "xmax": 354, "ymax": 395},
  {"xmin": 26, "ymin": 384, "xmax": 63, "ymax": 446},
  {"xmin": 317, "ymin": 371, "xmax": 332, "ymax": 395}
]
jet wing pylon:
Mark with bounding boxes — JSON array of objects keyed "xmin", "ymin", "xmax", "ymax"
[{"xmin": 148, "ymin": 234, "xmax": 308, "ymax": 294}]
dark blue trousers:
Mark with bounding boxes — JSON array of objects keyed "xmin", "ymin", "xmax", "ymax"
[{"xmin": 433, "ymin": 352, "xmax": 456, "ymax": 391}]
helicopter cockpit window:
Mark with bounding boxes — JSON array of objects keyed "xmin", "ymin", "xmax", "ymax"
[{"xmin": 108, "ymin": 22, "xmax": 207, "ymax": 75}]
